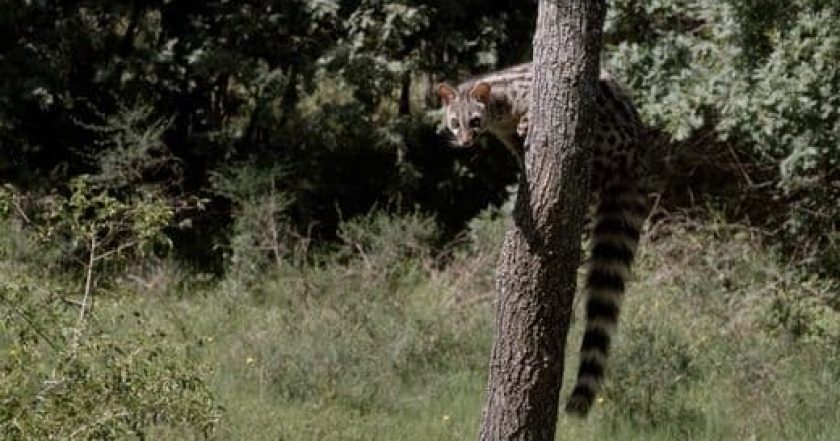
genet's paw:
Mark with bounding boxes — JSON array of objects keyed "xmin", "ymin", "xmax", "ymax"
[{"xmin": 516, "ymin": 116, "xmax": 529, "ymax": 138}]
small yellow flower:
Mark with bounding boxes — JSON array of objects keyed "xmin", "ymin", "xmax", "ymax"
[
  {"xmin": 206, "ymin": 336, "xmax": 214, "ymax": 343},
  {"xmin": 246, "ymin": 357, "xmax": 255, "ymax": 365},
  {"xmin": 596, "ymin": 397, "xmax": 605, "ymax": 404},
  {"xmin": 9, "ymin": 349, "xmax": 18, "ymax": 357},
  {"xmin": 442, "ymin": 415, "xmax": 451, "ymax": 422}
]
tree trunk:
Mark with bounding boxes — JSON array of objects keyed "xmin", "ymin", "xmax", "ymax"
[{"xmin": 476, "ymin": 1, "xmax": 606, "ymax": 440}]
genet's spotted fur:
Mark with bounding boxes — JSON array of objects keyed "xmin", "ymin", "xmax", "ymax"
[{"xmin": 438, "ymin": 62, "xmax": 651, "ymax": 417}]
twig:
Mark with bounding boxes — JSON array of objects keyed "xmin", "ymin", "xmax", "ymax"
[
  {"xmin": 726, "ymin": 144, "xmax": 754, "ymax": 187},
  {"xmin": 60, "ymin": 297, "xmax": 86, "ymax": 308},
  {"xmin": 268, "ymin": 178, "xmax": 284, "ymax": 269},
  {"xmin": 10, "ymin": 196, "xmax": 33, "ymax": 225},
  {"xmin": 81, "ymin": 235, "xmax": 96, "ymax": 324},
  {"xmin": 354, "ymin": 243, "xmax": 373, "ymax": 272},
  {"xmin": 645, "ymin": 192, "xmax": 662, "ymax": 226},
  {"xmin": 71, "ymin": 235, "xmax": 97, "ymax": 350},
  {"xmin": 92, "ymin": 240, "xmax": 138, "ymax": 262}
]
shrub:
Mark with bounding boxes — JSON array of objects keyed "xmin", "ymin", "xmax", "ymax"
[
  {"xmin": 210, "ymin": 164, "xmax": 298, "ymax": 282},
  {"xmin": 764, "ymin": 274, "xmax": 840, "ymax": 348},
  {"xmin": 591, "ymin": 219, "xmax": 840, "ymax": 437},
  {"xmin": 0, "ymin": 177, "xmax": 221, "ymax": 439},
  {"xmin": 0, "ymin": 237, "xmax": 221, "ymax": 440},
  {"xmin": 606, "ymin": 0, "xmax": 840, "ymax": 272}
]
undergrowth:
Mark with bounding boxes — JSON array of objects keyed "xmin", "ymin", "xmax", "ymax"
[{"xmin": 2, "ymin": 205, "xmax": 838, "ymax": 440}]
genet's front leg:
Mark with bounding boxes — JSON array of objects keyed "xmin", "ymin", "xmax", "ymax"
[
  {"xmin": 516, "ymin": 111, "xmax": 530, "ymax": 139},
  {"xmin": 499, "ymin": 134, "xmax": 526, "ymax": 174}
]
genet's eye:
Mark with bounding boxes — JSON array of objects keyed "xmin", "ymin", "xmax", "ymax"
[
  {"xmin": 469, "ymin": 117, "xmax": 481, "ymax": 129},
  {"xmin": 450, "ymin": 118, "xmax": 459, "ymax": 128}
]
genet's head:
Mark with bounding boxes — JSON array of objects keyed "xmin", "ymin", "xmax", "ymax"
[{"xmin": 437, "ymin": 82, "xmax": 492, "ymax": 148}]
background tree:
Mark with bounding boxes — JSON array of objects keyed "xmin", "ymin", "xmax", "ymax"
[
  {"xmin": 477, "ymin": 1, "xmax": 607, "ymax": 439},
  {"xmin": 2, "ymin": 1, "xmax": 837, "ymax": 273},
  {"xmin": 0, "ymin": 0, "xmax": 533, "ymax": 268}
]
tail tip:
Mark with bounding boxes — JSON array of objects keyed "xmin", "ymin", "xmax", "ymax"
[{"xmin": 565, "ymin": 393, "xmax": 594, "ymax": 417}]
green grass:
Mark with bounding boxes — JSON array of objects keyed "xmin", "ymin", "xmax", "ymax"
[{"xmin": 2, "ymin": 212, "xmax": 839, "ymax": 439}]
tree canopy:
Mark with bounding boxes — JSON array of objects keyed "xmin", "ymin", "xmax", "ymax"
[{"xmin": 1, "ymin": 0, "xmax": 838, "ymax": 272}]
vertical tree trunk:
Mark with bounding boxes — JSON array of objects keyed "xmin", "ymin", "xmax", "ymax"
[{"xmin": 476, "ymin": 1, "xmax": 606, "ymax": 440}]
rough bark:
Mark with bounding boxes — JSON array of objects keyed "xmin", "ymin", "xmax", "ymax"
[{"xmin": 476, "ymin": 1, "xmax": 606, "ymax": 440}]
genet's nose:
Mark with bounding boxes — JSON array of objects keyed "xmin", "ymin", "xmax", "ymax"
[{"xmin": 458, "ymin": 131, "xmax": 475, "ymax": 147}]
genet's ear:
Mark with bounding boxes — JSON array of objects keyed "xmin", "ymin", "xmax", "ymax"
[
  {"xmin": 436, "ymin": 83, "xmax": 457, "ymax": 105},
  {"xmin": 469, "ymin": 82, "xmax": 491, "ymax": 104}
]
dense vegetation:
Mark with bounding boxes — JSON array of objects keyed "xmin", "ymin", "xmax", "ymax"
[{"xmin": 1, "ymin": 0, "xmax": 838, "ymax": 439}]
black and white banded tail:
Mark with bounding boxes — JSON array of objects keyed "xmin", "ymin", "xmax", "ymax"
[{"xmin": 565, "ymin": 179, "xmax": 648, "ymax": 416}]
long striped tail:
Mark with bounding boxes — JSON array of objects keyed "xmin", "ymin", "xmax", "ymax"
[{"xmin": 565, "ymin": 179, "xmax": 648, "ymax": 416}]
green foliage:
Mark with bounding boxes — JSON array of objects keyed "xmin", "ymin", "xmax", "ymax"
[
  {"xmin": 606, "ymin": 0, "xmax": 840, "ymax": 268},
  {"xmin": 1, "ymin": 177, "xmax": 173, "ymax": 272},
  {"xmin": 1, "ymin": 165, "xmax": 218, "ymax": 438},
  {"xmin": 0, "ymin": 0, "xmax": 528, "ymax": 263},
  {"xmin": 337, "ymin": 211, "xmax": 441, "ymax": 268},
  {"xmin": 79, "ymin": 102, "xmax": 180, "ymax": 191},
  {"xmin": 4, "ymin": 2, "xmax": 840, "ymax": 439},
  {"xmin": 198, "ymin": 211, "xmax": 491, "ymax": 438},
  {"xmin": 3, "ymin": 0, "xmax": 839, "ymax": 275},
  {"xmin": 3, "ymin": 202, "xmax": 840, "ymax": 439},
  {"xmin": 209, "ymin": 164, "xmax": 297, "ymax": 280},
  {"xmin": 563, "ymin": 219, "xmax": 840, "ymax": 440},
  {"xmin": 765, "ymin": 274, "xmax": 840, "ymax": 346},
  {"xmin": 0, "ymin": 226, "xmax": 221, "ymax": 440},
  {"xmin": 607, "ymin": 320, "xmax": 705, "ymax": 428}
]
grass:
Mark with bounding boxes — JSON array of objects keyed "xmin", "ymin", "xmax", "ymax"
[{"xmin": 2, "ymin": 210, "xmax": 839, "ymax": 439}]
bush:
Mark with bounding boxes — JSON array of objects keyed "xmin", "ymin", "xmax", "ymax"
[
  {"xmin": 210, "ymin": 164, "xmax": 298, "ymax": 281},
  {"xmin": 605, "ymin": 0, "xmax": 840, "ymax": 272},
  {"xmin": 585, "ymin": 219, "xmax": 840, "ymax": 438},
  {"xmin": 0, "ymin": 237, "xmax": 221, "ymax": 440},
  {"xmin": 765, "ymin": 274, "xmax": 840, "ymax": 347},
  {"xmin": 0, "ymin": 177, "xmax": 221, "ymax": 439}
]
